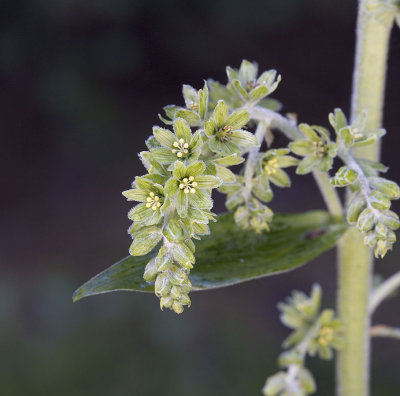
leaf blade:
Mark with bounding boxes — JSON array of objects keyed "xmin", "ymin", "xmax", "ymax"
[{"xmin": 73, "ymin": 211, "xmax": 347, "ymax": 301}]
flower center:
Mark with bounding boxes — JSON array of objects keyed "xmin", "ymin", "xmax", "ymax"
[
  {"xmin": 318, "ymin": 326, "xmax": 334, "ymax": 347},
  {"xmin": 188, "ymin": 101, "xmax": 198, "ymax": 111},
  {"xmin": 264, "ymin": 158, "xmax": 278, "ymax": 175},
  {"xmin": 351, "ymin": 127, "xmax": 363, "ymax": 139},
  {"xmin": 216, "ymin": 125, "xmax": 233, "ymax": 142},
  {"xmin": 171, "ymin": 138, "xmax": 190, "ymax": 158},
  {"xmin": 312, "ymin": 140, "xmax": 326, "ymax": 157},
  {"xmin": 179, "ymin": 176, "xmax": 198, "ymax": 194},
  {"xmin": 145, "ymin": 192, "xmax": 162, "ymax": 211}
]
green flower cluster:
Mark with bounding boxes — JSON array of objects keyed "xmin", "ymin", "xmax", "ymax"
[
  {"xmin": 220, "ymin": 149, "xmax": 297, "ymax": 233},
  {"xmin": 328, "ymin": 108, "xmax": 400, "ymax": 258},
  {"xmin": 263, "ymin": 285, "xmax": 344, "ymax": 396},
  {"xmin": 123, "ymin": 61, "xmax": 285, "ymax": 313}
]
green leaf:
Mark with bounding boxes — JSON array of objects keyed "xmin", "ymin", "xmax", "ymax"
[{"xmin": 73, "ymin": 211, "xmax": 347, "ymax": 301}]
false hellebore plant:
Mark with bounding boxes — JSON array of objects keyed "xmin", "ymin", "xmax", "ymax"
[{"xmin": 74, "ymin": 1, "xmax": 400, "ymax": 395}]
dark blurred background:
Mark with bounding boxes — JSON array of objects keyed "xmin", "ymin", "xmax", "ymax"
[{"xmin": 1, "ymin": 0, "xmax": 400, "ymax": 395}]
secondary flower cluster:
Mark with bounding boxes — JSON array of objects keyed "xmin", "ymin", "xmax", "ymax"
[
  {"xmin": 123, "ymin": 60, "xmax": 283, "ymax": 313},
  {"xmin": 328, "ymin": 109, "xmax": 400, "ymax": 258},
  {"xmin": 263, "ymin": 285, "xmax": 344, "ymax": 396}
]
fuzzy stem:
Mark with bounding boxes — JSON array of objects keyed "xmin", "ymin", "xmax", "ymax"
[
  {"xmin": 336, "ymin": 2, "xmax": 395, "ymax": 395},
  {"xmin": 369, "ymin": 271, "xmax": 400, "ymax": 314},
  {"xmin": 370, "ymin": 325, "xmax": 400, "ymax": 339}
]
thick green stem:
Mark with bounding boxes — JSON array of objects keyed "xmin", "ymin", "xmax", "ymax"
[{"xmin": 336, "ymin": 1, "xmax": 395, "ymax": 395}]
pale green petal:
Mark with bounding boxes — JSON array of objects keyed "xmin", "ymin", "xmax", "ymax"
[
  {"xmin": 128, "ymin": 203, "xmax": 153, "ymax": 221},
  {"xmin": 165, "ymin": 178, "xmax": 179, "ymax": 196},
  {"xmin": 186, "ymin": 161, "xmax": 205, "ymax": 177},
  {"xmin": 269, "ymin": 169, "xmax": 291, "ymax": 187},
  {"xmin": 299, "ymin": 124, "xmax": 319, "ymax": 141},
  {"xmin": 238, "ymin": 59, "xmax": 257, "ymax": 85},
  {"xmin": 150, "ymin": 147, "xmax": 177, "ymax": 164},
  {"xmin": 230, "ymin": 130, "xmax": 259, "ymax": 147},
  {"xmin": 198, "ymin": 80, "xmax": 208, "ymax": 120},
  {"xmin": 225, "ymin": 109, "xmax": 249, "ymax": 130},
  {"xmin": 182, "ymin": 84, "xmax": 198, "ymax": 108},
  {"xmin": 195, "ymin": 175, "xmax": 222, "ymax": 189},
  {"xmin": 190, "ymin": 189, "xmax": 212, "ymax": 209},
  {"xmin": 173, "ymin": 118, "xmax": 192, "ymax": 142},
  {"xmin": 275, "ymin": 155, "xmax": 299, "ymax": 168},
  {"xmin": 289, "ymin": 140, "xmax": 314, "ymax": 156},
  {"xmin": 172, "ymin": 161, "xmax": 186, "ymax": 180},
  {"xmin": 134, "ymin": 176, "xmax": 153, "ymax": 191},
  {"xmin": 296, "ymin": 155, "xmax": 321, "ymax": 175},
  {"xmin": 213, "ymin": 100, "xmax": 227, "ymax": 128},
  {"xmin": 217, "ymin": 166, "xmax": 236, "ymax": 183},
  {"xmin": 214, "ymin": 154, "xmax": 244, "ymax": 166},
  {"xmin": 175, "ymin": 109, "xmax": 200, "ymax": 127},
  {"xmin": 152, "ymin": 126, "xmax": 176, "ymax": 148},
  {"xmin": 249, "ymin": 85, "xmax": 268, "ymax": 102},
  {"xmin": 176, "ymin": 190, "xmax": 188, "ymax": 217},
  {"xmin": 122, "ymin": 188, "xmax": 148, "ymax": 202}
]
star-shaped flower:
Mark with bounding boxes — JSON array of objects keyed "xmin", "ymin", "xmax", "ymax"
[
  {"xmin": 204, "ymin": 100, "xmax": 258, "ymax": 155},
  {"xmin": 226, "ymin": 59, "xmax": 281, "ymax": 104},
  {"xmin": 149, "ymin": 118, "xmax": 203, "ymax": 165},
  {"xmin": 289, "ymin": 124, "xmax": 337, "ymax": 174},
  {"xmin": 122, "ymin": 175, "xmax": 166, "ymax": 226},
  {"xmin": 165, "ymin": 161, "xmax": 222, "ymax": 217}
]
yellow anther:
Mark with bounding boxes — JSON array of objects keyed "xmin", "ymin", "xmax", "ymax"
[
  {"xmin": 189, "ymin": 176, "xmax": 194, "ymax": 181},
  {"xmin": 179, "ymin": 183, "xmax": 185, "ymax": 189},
  {"xmin": 183, "ymin": 149, "xmax": 188, "ymax": 154},
  {"xmin": 312, "ymin": 141, "xmax": 317, "ymax": 146},
  {"xmin": 172, "ymin": 149, "xmax": 177, "ymax": 154},
  {"xmin": 184, "ymin": 143, "xmax": 189, "ymax": 149},
  {"xmin": 173, "ymin": 141, "xmax": 180, "ymax": 147},
  {"xmin": 183, "ymin": 178, "xmax": 188, "ymax": 183},
  {"xmin": 190, "ymin": 188, "xmax": 196, "ymax": 194},
  {"xmin": 192, "ymin": 182, "xmax": 198, "ymax": 187},
  {"xmin": 146, "ymin": 192, "xmax": 162, "ymax": 210},
  {"xmin": 318, "ymin": 326, "xmax": 334, "ymax": 347},
  {"xmin": 184, "ymin": 188, "xmax": 190, "ymax": 194},
  {"xmin": 179, "ymin": 138, "xmax": 185, "ymax": 144},
  {"xmin": 149, "ymin": 166, "xmax": 154, "ymax": 173},
  {"xmin": 177, "ymin": 152, "xmax": 183, "ymax": 158}
]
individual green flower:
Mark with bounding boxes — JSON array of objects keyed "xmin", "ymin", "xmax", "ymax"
[
  {"xmin": 260, "ymin": 149, "xmax": 299, "ymax": 188},
  {"xmin": 226, "ymin": 59, "xmax": 281, "ymax": 104},
  {"xmin": 204, "ymin": 100, "xmax": 258, "ymax": 155},
  {"xmin": 122, "ymin": 175, "xmax": 166, "ymax": 226},
  {"xmin": 149, "ymin": 118, "xmax": 203, "ymax": 165},
  {"xmin": 165, "ymin": 161, "xmax": 222, "ymax": 217},
  {"xmin": 161, "ymin": 81, "xmax": 209, "ymax": 126},
  {"xmin": 308, "ymin": 309, "xmax": 344, "ymax": 360},
  {"xmin": 329, "ymin": 108, "xmax": 385, "ymax": 148},
  {"xmin": 290, "ymin": 124, "xmax": 337, "ymax": 174}
]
